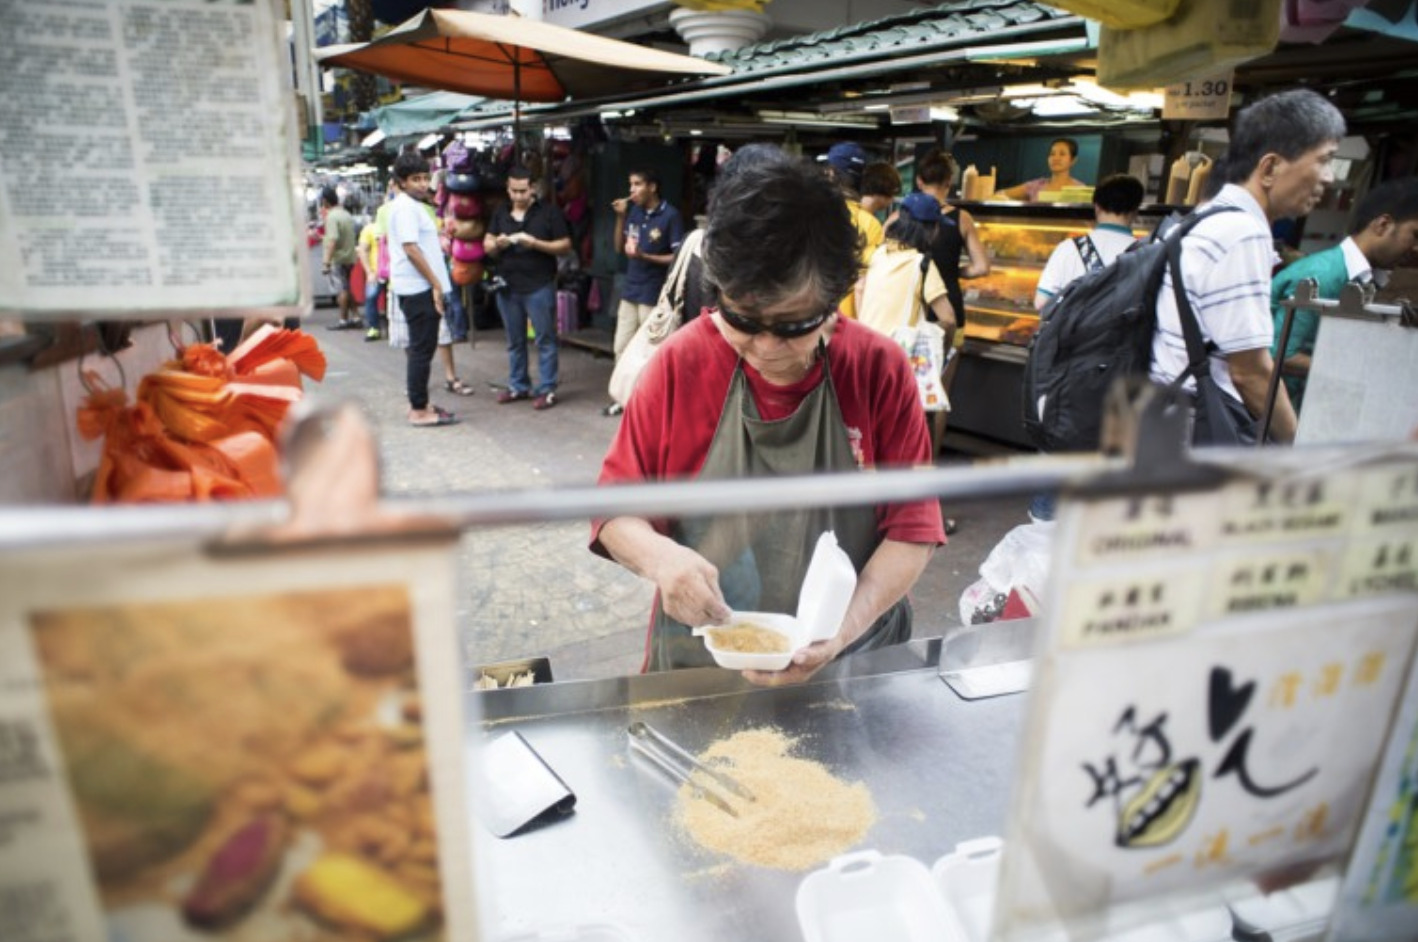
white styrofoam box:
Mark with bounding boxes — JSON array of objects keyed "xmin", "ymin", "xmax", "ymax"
[{"xmin": 798, "ymin": 850, "xmax": 968, "ymax": 942}]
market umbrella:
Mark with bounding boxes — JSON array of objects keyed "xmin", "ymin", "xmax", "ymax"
[{"xmin": 316, "ymin": 9, "xmax": 732, "ymax": 136}]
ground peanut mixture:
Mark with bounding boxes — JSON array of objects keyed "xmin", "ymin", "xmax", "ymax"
[{"xmin": 678, "ymin": 727, "xmax": 875, "ymax": 870}]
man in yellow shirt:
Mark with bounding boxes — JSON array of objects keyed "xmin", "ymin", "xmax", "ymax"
[{"xmin": 819, "ymin": 142, "xmax": 882, "ymax": 320}]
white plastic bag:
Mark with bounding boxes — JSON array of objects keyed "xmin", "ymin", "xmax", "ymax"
[{"xmin": 958, "ymin": 521, "xmax": 1054, "ymax": 624}]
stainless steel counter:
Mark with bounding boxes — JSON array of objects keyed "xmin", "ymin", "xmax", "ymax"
[{"xmin": 465, "ymin": 641, "xmax": 1024, "ymax": 941}]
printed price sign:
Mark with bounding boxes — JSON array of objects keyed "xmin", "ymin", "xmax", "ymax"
[{"xmin": 1163, "ymin": 71, "xmax": 1235, "ymax": 121}]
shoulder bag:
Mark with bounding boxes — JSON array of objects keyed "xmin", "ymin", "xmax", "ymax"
[{"xmin": 608, "ymin": 229, "xmax": 703, "ymax": 408}]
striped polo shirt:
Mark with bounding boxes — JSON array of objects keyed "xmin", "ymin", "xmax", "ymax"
[{"xmin": 1149, "ymin": 184, "xmax": 1279, "ymax": 402}]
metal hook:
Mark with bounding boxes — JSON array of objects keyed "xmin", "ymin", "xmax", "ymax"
[
  {"xmin": 78, "ymin": 325, "xmax": 128, "ymax": 395},
  {"xmin": 167, "ymin": 318, "xmax": 203, "ymax": 355}
]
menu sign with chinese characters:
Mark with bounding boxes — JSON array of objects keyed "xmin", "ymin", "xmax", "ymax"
[
  {"xmin": 993, "ymin": 453, "xmax": 1418, "ymax": 941},
  {"xmin": 0, "ymin": 537, "xmax": 476, "ymax": 942},
  {"xmin": 0, "ymin": 0, "xmax": 307, "ymax": 319}
]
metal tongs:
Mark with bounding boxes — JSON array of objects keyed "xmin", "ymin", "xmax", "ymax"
[{"xmin": 627, "ymin": 721, "xmax": 756, "ymax": 817}]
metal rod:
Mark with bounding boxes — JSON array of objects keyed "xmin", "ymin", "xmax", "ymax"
[
  {"xmin": 0, "ymin": 456, "xmax": 1108, "ymax": 551},
  {"xmin": 1261, "ymin": 281, "xmax": 1307, "ymax": 445}
]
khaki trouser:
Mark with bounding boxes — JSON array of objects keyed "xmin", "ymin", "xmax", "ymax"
[{"xmin": 613, "ymin": 300, "xmax": 656, "ymax": 359}]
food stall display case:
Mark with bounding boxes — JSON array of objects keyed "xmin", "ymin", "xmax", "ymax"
[{"xmin": 947, "ymin": 202, "xmax": 1174, "ymax": 450}]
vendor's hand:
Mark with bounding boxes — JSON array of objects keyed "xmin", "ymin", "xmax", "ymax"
[
  {"xmin": 433, "ymin": 290, "xmax": 446, "ymax": 316},
  {"xmin": 612, "ymin": 197, "xmax": 629, "ymax": 215},
  {"xmin": 652, "ymin": 543, "xmax": 731, "ymax": 629},
  {"xmin": 495, "ymin": 234, "xmax": 512, "ymax": 249},
  {"xmin": 742, "ymin": 634, "xmax": 845, "ymax": 688}
]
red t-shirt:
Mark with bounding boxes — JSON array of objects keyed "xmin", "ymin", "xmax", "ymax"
[{"xmin": 591, "ymin": 316, "xmax": 946, "ymax": 554}]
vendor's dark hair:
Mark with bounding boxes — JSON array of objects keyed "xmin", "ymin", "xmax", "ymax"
[
  {"xmin": 704, "ymin": 159, "xmax": 860, "ymax": 309},
  {"xmin": 507, "ymin": 164, "xmax": 533, "ymax": 182},
  {"xmin": 319, "ymin": 186, "xmax": 339, "ymax": 207},
  {"xmin": 1353, "ymin": 177, "xmax": 1418, "ymax": 232},
  {"xmin": 1222, "ymin": 88, "xmax": 1346, "ymax": 184},
  {"xmin": 1051, "ymin": 138, "xmax": 1079, "ymax": 159},
  {"xmin": 885, "ymin": 215, "xmax": 936, "ymax": 255},
  {"xmin": 1093, "ymin": 174, "xmax": 1145, "ymax": 215},
  {"xmin": 630, "ymin": 167, "xmax": 660, "ymax": 190},
  {"xmin": 916, "ymin": 148, "xmax": 958, "ymax": 188},
  {"xmin": 862, "ymin": 162, "xmax": 902, "ymax": 199},
  {"xmin": 392, "ymin": 152, "xmax": 429, "ymax": 182},
  {"xmin": 709, "ymin": 144, "xmax": 790, "ymax": 210}
]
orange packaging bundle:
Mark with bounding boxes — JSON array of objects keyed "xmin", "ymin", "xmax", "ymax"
[{"xmin": 78, "ymin": 327, "xmax": 326, "ymax": 504}]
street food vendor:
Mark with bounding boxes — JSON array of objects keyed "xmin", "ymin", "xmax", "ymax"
[
  {"xmin": 590, "ymin": 158, "xmax": 946, "ymax": 682},
  {"xmin": 996, "ymin": 138, "xmax": 1088, "ymax": 202}
]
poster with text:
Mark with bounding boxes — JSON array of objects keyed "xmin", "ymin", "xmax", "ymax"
[
  {"xmin": 0, "ymin": 539, "xmax": 474, "ymax": 942},
  {"xmin": 0, "ymin": 0, "xmax": 307, "ymax": 319}
]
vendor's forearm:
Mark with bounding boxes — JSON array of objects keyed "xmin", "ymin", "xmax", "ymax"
[
  {"xmin": 526, "ymin": 235, "xmax": 572, "ymax": 256},
  {"xmin": 598, "ymin": 517, "xmax": 675, "ymax": 581},
  {"xmin": 839, "ymin": 540, "xmax": 934, "ymax": 646}
]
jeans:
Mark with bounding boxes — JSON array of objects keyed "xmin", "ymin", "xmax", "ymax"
[
  {"xmin": 495, "ymin": 283, "xmax": 558, "ymax": 395},
  {"xmin": 444, "ymin": 287, "xmax": 468, "ymax": 343},
  {"xmin": 363, "ymin": 278, "xmax": 385, "ymax": 331},
  {"xmin": 401, "ymin": 289, "xmax": 440, "ymax": 410}
]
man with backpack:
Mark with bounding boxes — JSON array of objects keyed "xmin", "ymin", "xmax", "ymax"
[
  {"xmin": 1149, "ymin": 88, "xmax": 1345, "ymax": 445},
  {"xmin": 1034, "ymin": 174, "xmax": 1145, "ymax": 311}
]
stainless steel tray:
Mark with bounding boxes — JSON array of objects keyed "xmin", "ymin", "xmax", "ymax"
[{"xmin": 466, "ymin": 641, "xmax": 1024, "ymax": 941}]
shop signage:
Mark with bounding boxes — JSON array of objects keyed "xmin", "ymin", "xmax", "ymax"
[
  {"xmin": 0, "ymin": 0, "xmax": 307, "ymax": 320},
  {"xmin": 542, "ymin": 0, "xmax": 669, "ymax": 31},
  {"xmin": 1162, "ymin": 70, "xmax": 1235, "ymax": 120},
  {"xmin": 993, "ymin": 449, "xmax": 1418, "ymax": 941}
]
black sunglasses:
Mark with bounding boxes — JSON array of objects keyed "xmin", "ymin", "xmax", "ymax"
[{"xmin": 717, "ymin": 299, "xmax": 834, "ymax": 339}]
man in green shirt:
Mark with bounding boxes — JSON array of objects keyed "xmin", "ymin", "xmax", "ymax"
[
  {"xmin": 320, "ymin": 186, "xmax": 360, "ymax": 330},
  {"xmin": 1271, "ymin": 177, "xmax": 1418, "ymax": 412}
]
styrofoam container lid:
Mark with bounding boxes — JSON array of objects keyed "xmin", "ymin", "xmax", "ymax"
[
  {"xmin": 795, "ymin": 531, "xmax": 857, "ymax": 644},
  {"xmin": 797, "ymin": 850, "xmax": 968, "ymax": 942}
]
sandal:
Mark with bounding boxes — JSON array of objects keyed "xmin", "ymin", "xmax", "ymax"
[
  {"xmin": 410, "ymin": 411, "xmax": 458, "ymax": 427},
  {"xmin": 444, "ymin": 378, "xmax": 475, "ymax": 396}
]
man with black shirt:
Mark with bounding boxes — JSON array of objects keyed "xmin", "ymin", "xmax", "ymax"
[{"xmin": 484, "ymin": 166, "xmax": 572, "ymax": 410}]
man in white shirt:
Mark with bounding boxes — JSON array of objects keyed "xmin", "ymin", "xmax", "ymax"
[
  {"xmin": 1149, "ymin": 88, "xmax": 1345, "ymax": 445},
  {"xmin": 387, "ymin": 152, "xmax": 456, "ymax": 428},
  {"xmin": 1034, "ymin": 174, "xmax": 1145, "ymax": 310}
]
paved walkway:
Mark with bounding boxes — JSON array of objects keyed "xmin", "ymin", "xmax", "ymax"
[{"xmin": 311, "ymin": 308, "xmax": 1028, "ymax": 682}]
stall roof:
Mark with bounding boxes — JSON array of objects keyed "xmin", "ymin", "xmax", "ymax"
[{"xmin": 449, "ymin": 0, "xmax": 1087, "ymax": 130}]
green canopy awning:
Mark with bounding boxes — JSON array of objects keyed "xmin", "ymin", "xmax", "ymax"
[{"xmin": 371, "ymin": 91, "xmax": 488, "ymax": 136}]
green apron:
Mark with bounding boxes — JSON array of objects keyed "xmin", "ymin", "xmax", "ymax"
[{"xmin": 646, "ymin": 342, "xmax": 913, "ymax": 671}]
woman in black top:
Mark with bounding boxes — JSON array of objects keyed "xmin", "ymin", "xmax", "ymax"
[{"xmin": 915, "ymin": 148, "xmax": 990, "ymax": 327}]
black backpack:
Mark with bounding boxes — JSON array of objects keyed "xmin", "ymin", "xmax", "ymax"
[{"xmin": 1021, "ymin": 207, "xmax": 1239, "ymax": 452}]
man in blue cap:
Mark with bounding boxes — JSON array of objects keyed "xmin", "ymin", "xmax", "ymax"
[{"xmin": 819, "ymin": 142, "xmax": 882, "ymax": 320}]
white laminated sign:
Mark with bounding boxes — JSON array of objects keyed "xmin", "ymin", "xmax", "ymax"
[
  {"xmin": 992, "ymin": 451, "xmax": 1418, "ymax": 941},
  {"xmin": 0, "ymin": 0, "xmax": 308, "ymax": 319}
]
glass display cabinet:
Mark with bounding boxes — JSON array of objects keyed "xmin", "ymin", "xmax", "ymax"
[{"xmin": 948, "ymin": 201, "xmax": 1172, "ymax": 449}]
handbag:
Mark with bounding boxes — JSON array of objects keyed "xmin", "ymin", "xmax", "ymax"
[
  {"xmin": 892, "ymin": 321, "xmax": 950, "ymax": 413},
  {"xmin": 608, "ymin": 230, "xmax": 702, "ymax": 408},
  {"xmin": 1165, "ymin": 231, "xmax": 1256, "ymax": 446}
]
